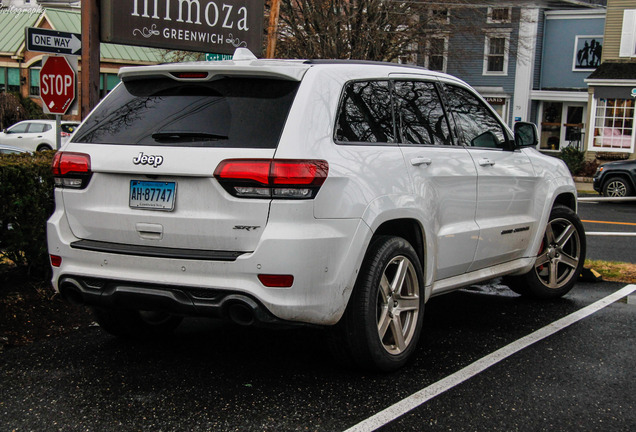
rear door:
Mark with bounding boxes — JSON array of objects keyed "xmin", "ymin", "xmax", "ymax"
[
  {"xmin": 393, "ymin": 80, "xmax": 479, "ymax": 280},
  {"xmin": 61, "ymin": 75, "xmax": 300, "ymax": 253}
]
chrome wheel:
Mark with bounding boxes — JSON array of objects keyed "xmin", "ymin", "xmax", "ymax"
[
  {"xmin": 603, "ymin": 178, "xmax": 629, "ymax": 197},
  {"xmin": 534, "ymin": 217, "xmax": 582, "ymax": 289},
  {"xmin": 376, "ymin": 255, "xmax": 420, "ymax": 355}
]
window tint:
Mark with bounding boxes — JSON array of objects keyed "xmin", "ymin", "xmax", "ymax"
[
  {"xmin": 335, "ymin": 81, "xmax": 395, "ymax": 143},
  {"xmin": 73, "ymin": 77, "xmax": 299, "ymax": 148},
  {"xmin": 444, "ymin": 85, "xmax": 507, "ymax": 148},
  {"xmin": 394, "ymin": 81, "xmax": 451, "ymax": 146}
]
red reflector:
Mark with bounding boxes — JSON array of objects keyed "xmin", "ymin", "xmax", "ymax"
[
  {"xmin": 50, "ymin": 255, "xmax": 62, "ymax": 267},
  {"xmin": 52, "ymin": 152, "xmax": 91, "ymax": 176},
  {"xmin": 258, "ymin": 274, "xmax": 294, "ymax": 288},
  {"xmin": 172, "ymin": 72, "xmax": 208, "ymax": 79}
]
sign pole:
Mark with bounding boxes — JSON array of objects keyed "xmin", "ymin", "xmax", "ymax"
[
  {"xmin": 266, "ymin": 0, "xmax": 281, "ymax": 59},
  {"xmin": 55, "ymin": 115, "xmax": 61, "ymax": 150},
  {"xmin": 81, "ymin": 0, "xmax": 100, "ymax": 119}
]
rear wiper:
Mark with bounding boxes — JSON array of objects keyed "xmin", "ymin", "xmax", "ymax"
[{"xmin": 151, "ymin": 132, "xmax": 228, "ymax": 141}]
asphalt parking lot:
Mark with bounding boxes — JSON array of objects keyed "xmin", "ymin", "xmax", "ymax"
[{"xmin": 1, "ymin": 281, "xmax": 634, "ymax": 431}]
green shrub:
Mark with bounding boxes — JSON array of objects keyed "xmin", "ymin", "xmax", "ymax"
[
  {"xmin": 558, "ymin": 147, "xmax": 586, "ymax": 176},
  {"xmin": 0, "ymin": 151, "xmax": 55, "ymax": 277}
]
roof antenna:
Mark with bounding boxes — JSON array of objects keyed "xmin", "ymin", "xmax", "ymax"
[{"xmin": 233, "ymin": 48, "xmax": 258, "ymax": 61}]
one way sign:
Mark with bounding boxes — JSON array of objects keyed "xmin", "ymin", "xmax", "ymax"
[{"xmin": 26, "ymin": 27, "xmax": 82, "ymax": 56}]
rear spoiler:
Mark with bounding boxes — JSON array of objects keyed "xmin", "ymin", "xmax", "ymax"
[{"xmin": 120, "ymin": 48, "xmax": 309, "ymax": 82}]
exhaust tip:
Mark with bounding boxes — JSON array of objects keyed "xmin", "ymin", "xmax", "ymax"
[
  {"xmin": 58, "ymin": 278, "xmax": 86, "ymax": 305},
  {"xmin": 59, "ymin": 285, "xmax": 84, "ymax": 305},
  {"xmin": 227, "ymin": 302, "xmax": 256, "ymax": 326}
]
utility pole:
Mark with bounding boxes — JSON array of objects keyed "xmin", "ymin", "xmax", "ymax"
[
  {"xmin": 81, "ymin": 0, "xmax": 100, "ymax": 119},
  {"xmin": 266, "ymin": 0, "xmax": 281, "ymax": 58}
]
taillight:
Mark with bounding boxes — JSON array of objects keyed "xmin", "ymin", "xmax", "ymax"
[
  {"xmin": 214, "ymin": 159, "xmax": 328, "ymax": 199},
  {"xmin": 52, "ymin": 152, "xmax": 92, "ymax": 189}
]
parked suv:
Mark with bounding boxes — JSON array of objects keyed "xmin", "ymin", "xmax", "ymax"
[
  {"xmin": 593, "ymin": 159, "xmax": 636, "ymax": 197},
  {"xmin": 0, "ymin": 119, "xmax": 79, "ymax": 152},
  {"xmin": 47, "ymin": 50, "xmax": 585, "ymax": 371}
]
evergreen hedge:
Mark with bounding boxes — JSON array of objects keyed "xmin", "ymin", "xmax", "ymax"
[{"xmin": 0, "ymin": 151, "xmax": 55, "ymax": 277}]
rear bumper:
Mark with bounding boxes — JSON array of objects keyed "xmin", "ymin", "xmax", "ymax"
[
  {"xmin": 47, "ymin": 203, "xmax": 371, "ymax": 326},
  {"xmin": 57, "ymin": 275, "xmax": 281, "ymax": 326}
]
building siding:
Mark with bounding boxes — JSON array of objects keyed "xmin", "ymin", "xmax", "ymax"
[
  {"xmin": 541, "ymin": 13, "xmax": 605, "ymax": 88},
  {"xmin": 602, "ymin": 0, "xmax": 634, "ymax": 60}
]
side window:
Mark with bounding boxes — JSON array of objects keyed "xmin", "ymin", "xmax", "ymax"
[
  {"xmin": 335, "ymin": 81, "xmax": 395, "ymax": 143},
  {"xmin": 9, "ymin": 123, "xmax": 29, "ymax": 134},
  {"xmin": 444, "ymin": 85, "xmax": 507, "ymax": 148},
  {"xmin": 394, "ymin": 80, "xmax": 452, "ymax": 146},
  {"xmin": 29, "ymin": 123, "xmax": 47, "ymax": 133}
]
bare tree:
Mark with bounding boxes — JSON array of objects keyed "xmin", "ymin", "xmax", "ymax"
[
  {"xmin": 273, "ymin": 0, "xmax": 474, "ymax": 62},
  {"xmin": 0, "ymin": 93, "xmax": 26, "ymax": 130}
]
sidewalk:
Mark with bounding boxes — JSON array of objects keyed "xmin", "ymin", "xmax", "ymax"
[{"xmin": 574, "ymin": 176, "xmax": 595, "ymax": 195}]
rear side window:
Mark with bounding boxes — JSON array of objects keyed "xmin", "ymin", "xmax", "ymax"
[
  {"xmin": 335, "ymin": 81, "xmax": 395, "ymax": 143},
  {"xmin": 29, "ymin": 123, "xmax": 49, "ymax": 133},
  {"xmin": 444, "ymin": 85, "xmax": 507, "ymax": 148},
  {"xmin": 73, "ymin": 77, "xmax": 299, "ymax": 148},
  {"xmin": 393, "ymin": 81, "xmax": 452, "ymax": 146}
]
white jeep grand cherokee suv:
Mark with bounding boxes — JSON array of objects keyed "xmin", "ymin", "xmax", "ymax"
[{"xmin": 47, "ymin": 51, "xmax": 585, "ymax": 371}]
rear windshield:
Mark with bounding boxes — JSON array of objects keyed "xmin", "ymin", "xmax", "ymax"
[{"xmin": 72, "ymin": 77, "xmax": 300, "ymax": 148}]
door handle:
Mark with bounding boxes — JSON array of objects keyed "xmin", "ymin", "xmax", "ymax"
[
  {"xmin": 478, "ymin": 158, "xmax": 495, "ymax": 167},
  {"xmin": 410, "ymin": 157, "xmax": 432, "ymax": 166}
]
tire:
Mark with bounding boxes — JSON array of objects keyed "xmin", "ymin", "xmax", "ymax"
[
  {"xmin": 602, "ymin": 176, "xmax": 633, "ymax": 197},
  {"xmin": 507, "ymin": 205, "xmax": 585, "ymax": 299},
  {"xmin": 36, "ymin": 144, "xmax": 52, "ymax": 151},
  {"xmin": 332, "ymin": 236, "xmax": 425, "ymax": 372},
  {"xmin": 92, "ymin": 308, "xmax": 183, "ymax": 339}
]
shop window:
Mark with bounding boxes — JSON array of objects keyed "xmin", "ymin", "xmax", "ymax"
[
  {"xmin": 540, "ymin": 102, "xmax": 562, "ymax": 151},
  {"xmin": 591, "ymin": 98, "xmax": 634, "ymax": 152}
]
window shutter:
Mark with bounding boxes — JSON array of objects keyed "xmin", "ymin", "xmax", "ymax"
[{"xmin": 619, "ymin": 9, "xmax": 636, "ymax": 57}]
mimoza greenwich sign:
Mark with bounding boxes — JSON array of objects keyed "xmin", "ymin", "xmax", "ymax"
[{"xmin": 100, "ymin": 0, "xmax": 264, "ymax": 55}]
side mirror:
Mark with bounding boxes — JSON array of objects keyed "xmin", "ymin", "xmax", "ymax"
[{"xmin": 514, "ymin": 122, "xmax": 538, "ymax": 148}]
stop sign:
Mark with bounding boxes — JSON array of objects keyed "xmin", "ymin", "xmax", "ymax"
[{"xmin": 40, "ymin": 56, "xmax": 76, "ymax": 115}]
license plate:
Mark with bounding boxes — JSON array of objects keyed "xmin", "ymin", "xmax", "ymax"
[{"xmin": 129, "ymin": 180, "xmax": 176, "ymax": 211}]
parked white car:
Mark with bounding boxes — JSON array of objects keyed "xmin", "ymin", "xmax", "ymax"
[
  {"xmin": 47, "ymin": 50, "xmax": 586, "ymax": 371},
  {"xmin": 0, "ymin": 120, "xmax": 79, "ymax": 151},
  {"xmin": 0, "ymin": 144, "xmax": 29, "ymax": 154}
]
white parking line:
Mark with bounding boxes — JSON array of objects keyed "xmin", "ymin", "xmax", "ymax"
[
  {"xmin": 344, "ymin": 284, "xmax": 636, "ymax": 432},
  {"xmin": 586, "ymin": 232, "xmax": 636, "ymax": 236}
]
